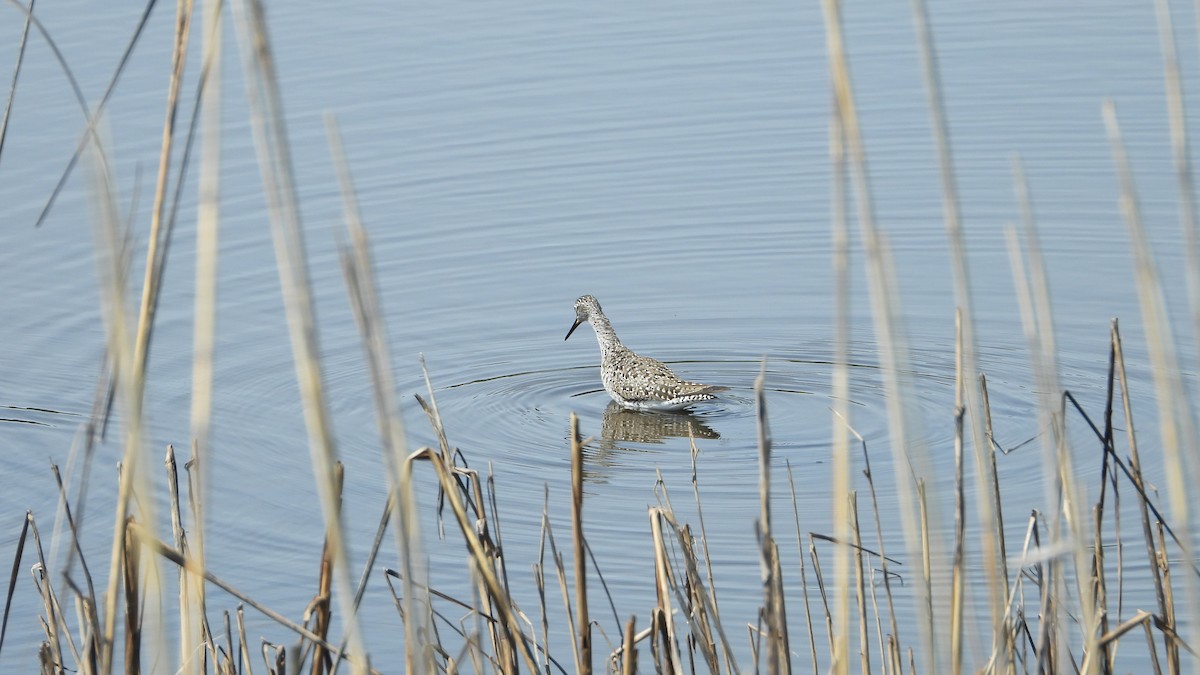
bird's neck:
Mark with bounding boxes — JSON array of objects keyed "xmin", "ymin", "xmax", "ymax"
[{"xmin": 590, "ymin": 314, "xmax": 621, "ymax": 351}]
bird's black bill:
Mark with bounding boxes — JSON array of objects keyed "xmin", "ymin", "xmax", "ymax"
[{"xmin": 565, "ymin": 319, "xmax": 584, "ymax": 341}]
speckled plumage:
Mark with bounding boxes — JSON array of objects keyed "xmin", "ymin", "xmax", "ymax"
[{"xmin": 564, "ymin": 295, "xmax": 726, "ymax": 411}]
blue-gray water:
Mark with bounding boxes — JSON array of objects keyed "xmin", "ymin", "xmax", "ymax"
[{"xmin": 1, "ymin": 0, "xmax": 1197, "ymax": 671}]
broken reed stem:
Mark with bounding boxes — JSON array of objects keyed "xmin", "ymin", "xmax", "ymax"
[
  {"xmin": 122, "ymin": 519, "xmax": 141, "ymax": 675},
  {"xmin": 309, "ymin": 463, "xmax": 344, "ymax": 675},
  {"xmin": 1114, "ymin": 319, "xmax": 1178, "ymax": 671},
  {"xmin": 403, "ymin": 448, "xmax": 540, "ymax": 673},
  {"xmin": 951, "ymin": 404, "xmax": 965, "ymax": 675},
  {"xmin": 648, "ymin": 509, "xmax": 681, "ymax": 675},
  {"xmin": 570, "ymin": 413, "xmax": 591, "ymax": 675},
  {"xmin": 755, "ymin": 362, "xmax": 790, "ymax": 675},
  {"xmin": 1105, "ymin": 100, "xmax": 1199, "ymax": 664},
  {"xmin": 850, "ymin": 493, "xmax": 870, "ymax": 675},
  {"xmin": 621, "ymin": 615, "xmax": 637, "ymax": 675},
  {"xmin": 164, "ymin": 445, "xmax": 193, "ymax": 674}
]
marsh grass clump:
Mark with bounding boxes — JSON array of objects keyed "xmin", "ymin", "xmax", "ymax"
[{"xmin": 4, "ymin": 0, "xmax": 1200, "ymax": 673}]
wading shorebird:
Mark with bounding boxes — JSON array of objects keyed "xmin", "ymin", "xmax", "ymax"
[{"xmin": 564, "ymin": 295, "xmax": 726, "ymax": 411}]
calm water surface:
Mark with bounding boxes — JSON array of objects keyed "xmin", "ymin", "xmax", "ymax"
[{"xmin": 1, "ymin": 0, "xmax": 1198, "ymax": 670}]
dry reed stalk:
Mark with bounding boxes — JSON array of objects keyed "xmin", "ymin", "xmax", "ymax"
[
  {"xmin": 646, "ymin": 472, "xmax": 727, "ymax": 671},
  {"xmin": 911, "ymin": 2, "xmax": 1010, "ymax": 662},
  {"xmin": 978, "ymin": 374, "xmax": 1012, "ymax": 604},
  {"xmin": 308, "ymin": 463, "xmax": 344, "ymax": 675},
  {"xmin": 1152, "ymin": 0, "xmax": 1200, "ymax": 368},
  {"xmin": 235, "ymin": 605, "xmax": 252, "ymax": 675},
  {"xmin": 1024, "ymin": 512, "xmax": 1057, "ymax": 672},
  {"xmin": 1157, "ymin": 522, "xmax": 1179, "ymax": 674},
  {"xmin": 821, "ymin": 0, "xmax": 942, "ymax": 666},
  {"xmin": 86, "ymin": 126, "xmax": 154, "ymax": 675},
  {"xmin": 404, "ymin": 448, "xmax": 539, "ymax": 673},
  {"xmin": 754, "ymin": 364, "xmax": 789, "ymax": 675},
  {"xmin": 1100, "ymin": 322, "xmax": 1124, "ymax": 642},
  {"xmin": 220, "ymin": 611, "xmax": 234, "ymax": 675},
  {"xmin": 1113, "ymin": 321, "xmax": 1176, "ymax": 672},
  {"xmin": 326, "ymin": 115, "xmax": 433, "ymax": 675},
  {"xmin": 535, "ymin": 494, "xmax": 552, "ymax": 672},
  {"xmin": 1008, "ymin": 154, "xmax": 1102, "ymax": 670},
  {"xmin": 570, "ymin": 414, "xmax": 591, "ymax": 674},
  {"xmin": 688, "ymin": 437, "xmax": 728, "ymax": 672},
  {"xmin": 1154, "ymin": 0, "xmax": 1200, "ymax": 642},
  {"xmin": 47, "ymin": 469, "xmax": 98, "ymax": 672},
  {"xmin": 229, "ymin": 2, "xmax": 371, "ymax": 671},
  {"xmin": 164, "ymin": 446, "xmax": 194, "ymax": 670},
  {"xmin": 122, "ymin": 519, "xmax": 140, "ymax": 675},
  {"xmin": 28, "ymin": 514, "xmax": 66, "ymax": 671},
  {"xmin": 809, "ymin": 535, "xmax": 836, "ymax": 662},
  {"xmin": 0, "ymin": 0, "xmax": 34, "ymax": 163},
  {"xmin": 1104, "ymin": 101, "xmax": 1199, "ymax": 669},
  {"xmin": 833, "ymin": 411, "xmax": 903, "ymax": 668},
  {"xmin": 917, "ymin": 480, "xmax": 934, "ymax": 670},
  {"xmin": 621, "ymin": 615, "xmax": 637, "ymax": 675},
  {"xmin": 30, "ymin": 0, "xmax": 151, "ymax": 231},
  {"xmin": 849, "ymin": 493, "xmax": 869, "ymax": 675},
  {"xmin": 951, "ymin": 404, "xmax": 965, "ymax": 675},
  {"xmin": 866, "ymin": 567, "xmax": 888, "ymax": 675},
  {"xmin": 183, "ymin": 0, "xmax": 224, "ymax": 668},
  {"xmin": 828, "ymin": 68, "xmax": 855, "ymax": 675},
  {"xmin": 785, "ymin": 463, "xmax": 820, "ymax": 674},
  {"xmin": 1140, "ymin": 618, "xmax": 1165, "ymax": 675},
  {"xmin": 1, "ymin": 511, "xmax": 28, "ymax": 658},
  {"xmin": 127, "ymin": 522, "xmax": 355, "ymax": 662},
  {"xmin": 133, "ymin": 0, "xmax": 193, "ymax": 380},
  {"xmin": 1084, "ymin": 505, "xmax": 1109, "ymax": 674},
  {"xmin": 647, "ymin": 509, "xmax": 681, "ymax": 675},
  {"xmin": 455, "ymin": 464, "xmax": 516, "ymax": 673},
  {"xmin": 540, "ymin": 493, "xmax": 578, "ymax": 672},
  {"xmin": 678, "ymin": 526, "xmax": 718, "ymax": 673}
]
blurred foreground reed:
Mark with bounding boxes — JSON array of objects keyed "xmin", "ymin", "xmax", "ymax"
[{"xmin": 4, "ymin": 0, "xmax": 1200, "ymax": 673}]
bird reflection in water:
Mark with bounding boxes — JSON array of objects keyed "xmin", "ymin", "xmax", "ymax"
[
  {"xmin": 581, "ymin": 401, "xmax": 721, "ymax": 483},
  {"xmin": 600, "ymin": 400, "xmax": 719, "ymax": 443}
]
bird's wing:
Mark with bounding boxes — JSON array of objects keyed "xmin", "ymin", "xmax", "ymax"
[{"xmin": 610, "ymin": 353, "xmax": 695, "ymax": 402}]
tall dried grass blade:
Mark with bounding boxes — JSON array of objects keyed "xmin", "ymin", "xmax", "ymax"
[
  {"xmin": 132, "ymin": 0, "xmax": 193, "ymax": 386},
  {"xmin": 910, "ymin": 3, "xmax": 1008, "ymax": 660},
  {"xmin": 86, "ymin": 124, "xmax": 153, "ymax": 675},
  {"xmin": 647, "ymin": 509, "xmax": 682, "ymax": 675},
  {"xmin": 326, "ymin": 113, "xmax": 433, "ymax": 675},
  {"xmin": 1103, "ymin": 101, "xmax": 1200, "ymax": 662},
  {"xmin": 821, "ymin": 0, "xmax": 942, "ymax": 663},
  {"xmin": 183, "ymin": 0, "xmax": 224, "ymax": 669},
  {"xmin": 1112, "ymin": 321, "xmax": 1176, "ymax": 671},
  {"xmin": 405, "ymin": 449, "xmax": 539, "ymax": 673},
  {"xmin": 229, "ymin": 2, "xmax": 369, "ymax": 671},
  {"xmin": 950, "ymin": 405, "xmax": 965, "ymax": 675},
  {"xmin": 1009, "ymin": 154, "xmax": 1100, "ymax": 670},
  {"xmin": 828, "ymin": 83, "xmax": 855, "ymax": 675}
]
